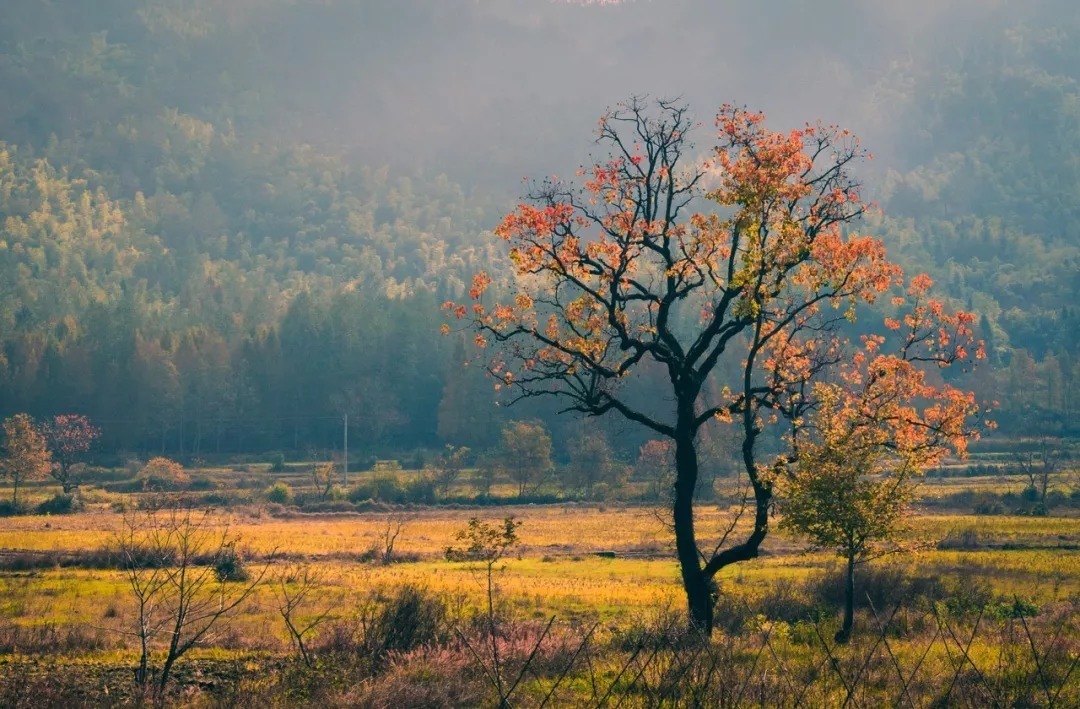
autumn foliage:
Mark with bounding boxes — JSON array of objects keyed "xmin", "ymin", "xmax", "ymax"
[
  {"xmin": 0, "ymin": 413, "xmax": 52, "ymax": 507},
  {"xmin": 41, "ymin": 414, "xmax": 100, "ymax": 493},
  {"xmin": 448, "ymin": 98, "xmax": 985, "ymax": 632},
  {"xmin": 137, "ymin": 457, "xmax": 189, "ymax": 491}
]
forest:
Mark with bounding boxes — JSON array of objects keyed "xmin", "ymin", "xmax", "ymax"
[{"xmin": 0, "ymin": 0, "xmax": 1076, "ymax": 460}]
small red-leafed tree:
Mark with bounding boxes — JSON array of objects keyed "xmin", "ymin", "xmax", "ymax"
[
  {"xmin": 636, "ymin": 439, "xmax": 675, "ymax": 500},
  {"xmin": 447, "ymin": 98, "xmax": 984, "ymax": 633},
  {"xmin": 41, "ymin": 414, "xmax": 100, "ymax": 493}
]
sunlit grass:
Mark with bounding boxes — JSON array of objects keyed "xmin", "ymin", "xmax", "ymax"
[{"xmin": 0, "ymin": 491, "xmax": 1076, "ymax": 664}]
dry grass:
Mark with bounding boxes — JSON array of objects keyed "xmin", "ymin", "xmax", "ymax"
[
  {"xmin": 0, "ymin": 504, "xmax": 1076, "ymax": 640},
  {"xmin": 0, "ymin": 474, "xmax": 1077, "ymax": 706}
]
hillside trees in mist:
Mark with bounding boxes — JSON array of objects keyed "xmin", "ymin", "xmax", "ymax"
[{"xmin": 0, "ymin": 0, "xmax": 1077, "ymax": 458}]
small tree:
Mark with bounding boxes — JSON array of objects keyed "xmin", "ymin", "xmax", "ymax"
[
  {"xmin": 40, "ymin": 414, "xmax": 100, "ymax": 493},
  {"xmin": 635, "ymin": 439, "xmax": 675, "ymax": 501},
  {"xmin": 1, "ymin": 414, "xmax": 52, "ymax": 507},
  {"xmin": 780, "ymin": 384, "xmax": 923, "ymax": 643},
  {"xmin": 376, "ymin": 512, "xmax": 409, "ymax": 565},
  {"xmin": 274, "ymin": 564, "xmax": 333, "ymax": 668},
  {"xmin": 1013, "ymin": 438, "xmax": 1064, "ymax": 511},
  {"xmin": 563, "ymin": 431, "xmax": 626, "ymax": 498},
  {"xmin": 500, "ymin": 421, "xmax": 553, "ymax": 497},
  {"xmin": 433, "ymin": 444, "xmax": 471, "ymax": 497},
  {"xmin": 310, "ymin": 461, "xmax": 336, "ymax": 500},
  {"xmin": 446, "ymin": 516, "xmax": 521, "ymax": 566},
  {"xmin": 473, "ymin": 450, "xmax": 499, "ymax": 498},
  {"xmin": 115, "ymin": 501, "xmax": 268, "ymax": 699},
  {"xmin": 445, "ymin": 516, "xmax": 522, "ymax": 704}
]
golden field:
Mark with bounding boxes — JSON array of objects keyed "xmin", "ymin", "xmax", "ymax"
[
  {"xmin": 0, "ymin": 466, "xmax": 1077, "ymax": 706},
  {"xmin": 0, "ymin": 502, "xmax": 1076, "ymax": 637}
]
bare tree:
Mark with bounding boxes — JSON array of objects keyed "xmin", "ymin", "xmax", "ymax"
[
  {"xmin": 446, "ymin": 517, "xmax": 523, "ymax": 706},
  {"xmin": 274, "ymin": 564, "xmax": 333, "ymax": 667},
  {"xmin": 375, "ymin": 512, "xmax": 409, "ymax": 565},
  {"xmin": 310, "ymin": 460, "xmax": 336, "ymax": 500},
  {"xmin": 1013, "ymin": 438, "xmax": 1064, "ymax": 509},
  {"xmin": 433, "ymin": 445, "xmax": 470, "ymax": 498},
  {"xmin": 115, "ymin": 499, "xmax": 268, "ymax": 700}
]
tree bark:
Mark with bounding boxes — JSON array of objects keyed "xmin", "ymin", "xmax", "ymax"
[
  {"xmin": 58, "ymin": 462, "xmax": 73, "ymax": 494},
  {"xmin": 836, "ymin": 552, "xmax": 856, "ymax": 643},
  {"xmin": 673, "ymin": 424, "xmax": 712, "ymax": 634},
  {"xmin": 699, "ymin": 424, "xmax": 770, "ymax": 598}
]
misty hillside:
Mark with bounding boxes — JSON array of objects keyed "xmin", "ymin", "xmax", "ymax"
[{"xmin": 0, "ymin": 0, "xmax": 1077, "ymax": 454}]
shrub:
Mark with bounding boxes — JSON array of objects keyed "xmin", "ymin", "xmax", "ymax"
[
  {"xmin": 349, "ymin": 473, "xmax": 405, "ymax": 504},
  {"xmin": 756, "ymin": 577, "xmax": 823, "ymax": 624},
  {"xmin": 82, "ymin": 466, "xmax": 132, "ymax": 483},
  {"xmin": 301, "ymin": 500, "xmax": 357, "ymax": 513},
  {"xmin": 987, "ymin": 597, "xmax": 1040, "ymax": 620},
  {"xmin": 213, "ymin": 543, "xmax": 249, "ymax": 582},
  {"xmin": 809, "ymin": 564, "xmax": 948, "ymax": 614},
  {"xmin": 1046, "ymin": 489, "xmax": 1069, "ymax": 509},
  {"xmin": 194, "ymin": 491, "xmax": 246, "ymax": 507},
  {"xmin": 36, "ymin": 493, "xmax": 83, "ymax": 515},
  {"xmin": 137, "ymin": 457, "xmax": 189, "ymax": 490},
  {"xmin": 264, "ymin": 502, "xmax": 286, "ymax": 517},
  {"xmin": 268, "ymin": 452, "xmax": 287, "ymax": 473},
  {"xmin": 403, "ymin": 475, "xmax": 437, "ymax": 504},
  {"xmin": 942, "ymin": 579, "xmax": 996, "ymax": 617},
  {"xmin": 187, "ymin": 475, "xmax": 218, "ymax": 491},
  {"xmin": 0, "ymin": 501, "xmax": 23, "ymax": 517},
  {"xmin": 612, "ymin": 607, "xmax": 698, "ymax": 651},
  {"xmin": 346, "ymin": 644, "xmax": 478, "ymax": 708},
  {"xmin": 363, "ymin": 585, "xmax": 449, "ymax": 660},
  {"xmin": 101, "ymin": 479, "xmax": 143, "ymax": 494},
  {"xmin": 972, "ymin": 492, "xmax": 1005, "ymax": 515},
  {"xmin": 265, "ymin": 482, "xmax": 293, "ymax": 505}
]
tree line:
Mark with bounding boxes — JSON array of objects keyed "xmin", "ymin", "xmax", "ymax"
[{"xmin": 0, "ymin": 0, "xmax": 1078, "ymax": 455}]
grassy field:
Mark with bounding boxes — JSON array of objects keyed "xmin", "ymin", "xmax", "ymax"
[{"xmin": 0, "ymin": 464, "xmax": 1076, "ymax": 706}]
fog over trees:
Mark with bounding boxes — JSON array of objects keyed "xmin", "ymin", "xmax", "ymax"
[{"xmin": 0, "ymin": 0, "xmax": 1076, "ymax": 458}]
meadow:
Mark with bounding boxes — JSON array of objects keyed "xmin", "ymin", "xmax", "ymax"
[{"xmin": 0, "ymin": 460, "xmax": 1076, "ymax": 706}]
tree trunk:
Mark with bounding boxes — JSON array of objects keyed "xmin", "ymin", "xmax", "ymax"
[
  {"xmin": 698, "ymin": 424, "xmax": 770, "ymax": 612},
  {"xmin": 673, "ymin": 426, "xmax": 712, "ymax": 634},
  {"xmin": 11, "ymin": 479, "xmax": 19, "ymax": 508},
  {"xmin": 836, "ymin": 552, "xmax": 856, "ymax": 643},
  {"xmin": 59, "ymin": 462, "xmax": 73, "ymax": 494},
  {"xmin": 136, "ymin": 628, "xmax": 150, "ymax": 687}
]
